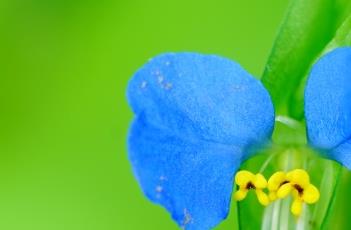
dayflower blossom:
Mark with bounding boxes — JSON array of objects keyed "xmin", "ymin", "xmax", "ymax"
[{"xmin": 127, "ymin": 47, "xmax": 351, "ymax": 229}]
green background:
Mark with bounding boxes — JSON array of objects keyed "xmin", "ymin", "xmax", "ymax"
[{"xmin": 2, "ymin": 0, "xmax": 349, "ymax": 229}]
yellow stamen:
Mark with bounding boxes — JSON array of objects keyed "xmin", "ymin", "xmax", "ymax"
[
  {"xmin": 235, "ymin": 170, "xmax": 254, "ymax": 187},
  {"xmin": 254, "ymin": 174, "xmax": 267, "ymax": 189},
  {"xmin": 267, "ymin": 169, "xmax": 320, "ymax": 217},
  {"xmin": 291, "ymin": 198, "xmax": 303, "ymax": 216},
  {"xmin": 234, "ymin": 170, "xmax": 270, "ymax": 206},
  {"xmin": 277, "ymin": 183, "xmax": 292, "ymax": 199},
  {"xmin": 268, "ymin": 191, "xmax": 277, "ymax": 201},
  {"xmin": 234, "ymin": 189, "xmax": 248, "ymax": 201},
  {"xmin": 268, "ymin": 171, "xmax": 286, "ymax": 191},
  {"xmin": 302, "ymin": 184, "xmax": 320, "ymax": 204},
  {"xmin": 235, "ymin": 169, "xmax": 320, "ymax": 215},
  {"xmin": 267, "ymin": 171, "xmax": 287, "ymax": 201},
  {"xmin": 256, "ymin": 189, "xmax": 270, "ymax": 206},
  {"xmin": 286, "ymin": 169, "xmax": 310, "ymax": 188}
]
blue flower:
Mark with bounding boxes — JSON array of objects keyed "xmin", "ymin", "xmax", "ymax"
[
  {"xmin": 127, "ymin": 53, "xmax": 274, "ymax": 229},
  {"xmin": 126, "ymin": 47, "xmax": 351, "ymax": 229}
]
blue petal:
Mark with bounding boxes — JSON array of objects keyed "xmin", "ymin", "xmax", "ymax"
[
  {"xmin": 127, "ymin": 52, "xmax": 274, "ymax": 229},
  {"xmin": 129, "ymin": 116, "xmax": 242, "ymax": 229},
  {"xmin": 305, "ymin": 47, "xmax": 351, "ymax": 168}
]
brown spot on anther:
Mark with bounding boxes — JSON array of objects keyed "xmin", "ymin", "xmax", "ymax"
[
  {"xmin": 246, "ymin": 182, "xmax": 256, "ymax": 190},
  {"xmin": 280, "ymin": 181, "xmax": 289, "ymax": 186},
  {"xmin": 294, "ymin": 184, "xmax": 304, "ymax": 195}
]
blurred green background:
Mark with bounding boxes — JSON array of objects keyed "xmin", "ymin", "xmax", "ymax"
[{"xmin": 3, "ymin": 0, "xmax": 349, "ymax": 229}]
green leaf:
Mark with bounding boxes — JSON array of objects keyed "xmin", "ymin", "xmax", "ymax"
[
  {"xmin": 327, "ymin": 14, "xmax": 351, "ymax": 49},
  {"xmin": 290, "ymin": 11, "xmax": 351, "ymax": 119},
  {"xmin": 261, "ymin": 0, "xmax": 351, "ymax": 117}
]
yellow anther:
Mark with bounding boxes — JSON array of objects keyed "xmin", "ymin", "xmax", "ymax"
[
  {"xmin": 234, "ymin": 170, "xmax": 269, "ymax": 206},
  {"xmin": 235, "ymin": 169, "xmax": 320, "ymax": 214},
  {"xmin": 291, "ymin": 189, "xmax": 299, "ymax": 199},
  {"xmin": 268, "ymin": 191, "xmax": 277, "ymax": 201},
  {"xmin": 286, "ymin": 169, "xmax": 310, "ymax": 188},
  {"xmin": 254, "ymin": 173, "xmax": 268, "ymax": 189},
  {"xmin": 268, "ymin": 171, "xmax": 286, "ymax": 191},
  {"xmin": 267, "ymin": 169, "xmax": 320, "ymax": 217},
  {"xmin": 291, "ymin": 199, "xmax": 303, "ymax": 216},
  {"xmin": 277, "ymin": 183, "xmax": 292, "ymax": 198},
  {"xmin": 287, "ymin": 169, "xmax": 319, "ymax": 216},
  {"xmin": 267, "ymin": 171, "xmax": 287, "ymax": 201},
  {"xmin": 235, "ymin": 170, "xmax": 255, "ymax": 186},
  {"xmin": 256, "ymin": 189, "xmax": 270, "ymax": 206},
  {"xmin": 302, "ymin": 184, "xmax": 320, "ymax": 204},
  {"xmin": 234, "ymin": 189, "xmax": 248, "ymax": 201}
]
